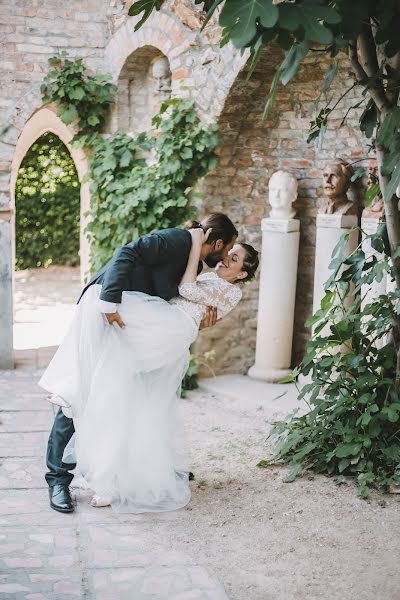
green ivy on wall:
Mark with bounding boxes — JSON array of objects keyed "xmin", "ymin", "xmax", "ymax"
[
  {"xmin": 41, "ymin": 53, "xmax": 117, "ymax": 148},
  {"xmin": 85, "ymin": 99, "xmax": 219, "ymax": 272},
  {"xmin": 41, "ymin": 56, "xmax": 219, "ymax": 272},
  {"xmin": 15, "ymin": 133, "xmax": 80, "ymax": 270}
]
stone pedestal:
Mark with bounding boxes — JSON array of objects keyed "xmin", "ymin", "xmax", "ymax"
[
  {"xmin": 313, "ymin": 214, "xmax": 358, "ymax": 315},
  {"xmin": 0, "ymin": 219, "xmax": 14, "ymax": 369},
  {"xmin": 248, "ymin": 218, "xmax": 300, "ymax": 382},
  {"xmin": 361, "ymin": 218, "xmax": 387, "ymax": 307}
]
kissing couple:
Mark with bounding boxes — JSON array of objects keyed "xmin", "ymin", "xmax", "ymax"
[{"xmin": 40, "ymin": 213, "xmax": 259, "ymax": 514}]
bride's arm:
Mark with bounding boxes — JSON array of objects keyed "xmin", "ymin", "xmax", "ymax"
[{"xmin": 179, "ymin": 228, "xmax": 206, "ymax": 285}]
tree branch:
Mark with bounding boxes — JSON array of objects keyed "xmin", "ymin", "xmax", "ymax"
[
  {"xmin": 375, "ymin": 145, "xmax": 400, "ymax": 290},
  {"xmin": 358, "ymin": 27, "xmax": 380, "ymax": 78},
  {"xmin": 349, "ymin": 32, "xmax": 391, "ymax": 116}
]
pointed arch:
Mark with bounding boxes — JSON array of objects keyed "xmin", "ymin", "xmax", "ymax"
[{"xmin": 10, "ymin": 106, "xmax": 91, "ymax": 281}]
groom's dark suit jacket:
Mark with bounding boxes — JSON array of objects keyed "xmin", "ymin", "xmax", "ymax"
[{"xmin": 78, "ymin": 227, "xmax": 201, "ymax": 304}]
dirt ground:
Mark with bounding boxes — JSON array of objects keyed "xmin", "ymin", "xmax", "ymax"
[{"xmin": 176, "ymin": 376, "xmax": 400, "ymax": 600}]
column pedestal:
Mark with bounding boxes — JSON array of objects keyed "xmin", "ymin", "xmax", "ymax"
[
  {"xmin": 313, "ymin": 214, "xmax": 358, "ymax": 315},
  {"xmin": 0, "ymin": 218, "xmax": 14, "ymax": 369},
  {"xmin": 248, "ymin": 218, "xmax": 300, "ymax": 383}
]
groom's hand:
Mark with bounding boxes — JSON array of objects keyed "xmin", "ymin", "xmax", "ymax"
[
  {"xmin": 200, "ymin": 306, "xmax": 217, "ymax": 330},
  {"xmin": 105, "ymin": 312, "xmax": 126, "ymax": 329}
]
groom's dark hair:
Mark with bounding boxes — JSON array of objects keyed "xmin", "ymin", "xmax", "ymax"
[{"xmin": 185, "ymin": 212, "xmax": 238, "ymax": 245}]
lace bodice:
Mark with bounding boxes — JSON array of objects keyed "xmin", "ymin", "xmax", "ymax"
[{"xmin": 169, "ymin": 272, "xmax": 242, "ymax": 328}]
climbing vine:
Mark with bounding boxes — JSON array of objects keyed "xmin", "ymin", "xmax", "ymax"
[
  {"xmin": 85, "ymin": 98, "xmax": 219, "ymax": 271},
  {"xmin": 41, "ymin": 53, "xmax": 117, "ymax": 148},
  {"xmin": 41, "ymin": 57, "xmax": 219, "ymax": 272}
]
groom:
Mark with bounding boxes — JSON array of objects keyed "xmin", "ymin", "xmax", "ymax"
[{"xmin": 47, "ymin": 212, "xmax": 238, "ymax": 512}]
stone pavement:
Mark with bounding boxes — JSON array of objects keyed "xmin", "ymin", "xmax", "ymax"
[{"xmin": 0, "ymin": 367, "xmax": 229, "ymax": 600}]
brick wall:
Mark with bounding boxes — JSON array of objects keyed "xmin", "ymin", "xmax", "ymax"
[
  {"xmin": 0, "ymin": 0, "xmax": 110, "ymax": 208},
  {"xmin": 194, "ymin": 45, "xmax": 367, "ymax": 373}
]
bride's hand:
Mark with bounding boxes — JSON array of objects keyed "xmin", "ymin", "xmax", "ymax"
[{"xmin": 189, "ymin": 227, "xmax": 212, "ymax": 248}]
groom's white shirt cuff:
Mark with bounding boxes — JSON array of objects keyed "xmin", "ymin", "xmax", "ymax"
[{"xmin": 98, "ymin": 300, "xmax": 119, "ymax": 313}]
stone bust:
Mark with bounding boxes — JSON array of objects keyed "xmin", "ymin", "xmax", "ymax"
[
  {"xmin": 319, "ymin": 159, "xmax": 357, "ymax": 215},
  {"xmin": 268, "ymin": 170, "xmax": 297, "ymax": 219},
  {"xmin": 362, "ymin": 159, "xmax": 384, "ymax": 219},
  {"xmin": 151, "ymin": 56, "xmax": 171, "ymax": 93}
]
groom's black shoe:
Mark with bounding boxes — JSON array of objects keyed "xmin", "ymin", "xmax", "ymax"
[
  {"xmin": 189, "ymin": 471, "xmax": 194, "ymax": 481},
  {"xmin": 49, "ymin": 484, "xmax": 74, "ymax": 513}
]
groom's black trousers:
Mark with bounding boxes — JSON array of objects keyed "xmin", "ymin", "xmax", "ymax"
[{"xmin": 46, "ymin": 408, "xmax": 76, "ymax": 487}]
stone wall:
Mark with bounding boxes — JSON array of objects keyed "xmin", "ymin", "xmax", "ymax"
[
  {"xmin": 1, "ymin": 0, "xmax": 369, "ymax": 373},
  {"xmin": 117, "ymin": 47, "xmax": 171, "ymax": 134},
  {"xmin": 0, "ymin": 0, "xmax": 111, "ymax": 368},
  {"xmin": 194, "ymin": 46, "xmax": 366, "ymax": 373}
]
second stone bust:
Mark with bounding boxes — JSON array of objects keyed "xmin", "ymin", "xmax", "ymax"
[
  {"xmin": 268, "ymin": 170, "xmax": 298, "ymax": 219},
  {"xmin": 320, "ymin": 158, "xmax": 357, "ymax": 216}
]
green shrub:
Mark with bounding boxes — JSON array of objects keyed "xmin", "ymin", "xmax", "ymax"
[
  {"xmin": 181, "ymin": 351, "xmax": 215, "ymax": 398},
  {"xmin": 15, "ymin": 133, "xmax": 80, "ymax": 270},
  {"xmin": 269, "ymin": 226, "xmax": 400, "ymax": 497}
]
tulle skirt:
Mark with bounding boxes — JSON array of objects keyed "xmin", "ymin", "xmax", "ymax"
[{"xmin": 39, "ymin": 285, "xmax": 198, "ymax": 513}]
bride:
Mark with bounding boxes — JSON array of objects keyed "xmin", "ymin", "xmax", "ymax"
[{"xmin": 39, "ymin": 226, "xmax": 258, "ymax": 513}]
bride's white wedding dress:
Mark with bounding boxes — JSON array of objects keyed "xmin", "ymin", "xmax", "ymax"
[{"xmin": 39, "ymin": 272, "xmax": 241, "ymax": 513}]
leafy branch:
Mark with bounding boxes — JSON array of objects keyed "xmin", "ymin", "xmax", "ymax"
[
  {"xmin": 85, "ymin": 98, "xmax": 219, "ymax": 271},
  {"xmin": 41, "ymin": 53, "xmax": 117, "ymax": 148}
]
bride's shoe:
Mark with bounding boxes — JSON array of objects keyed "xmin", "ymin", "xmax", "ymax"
[{"xmin": 90, "ymin": 495, "xmax": 111, "ymax": 507}]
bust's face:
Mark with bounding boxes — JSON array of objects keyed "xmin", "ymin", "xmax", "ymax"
[
  {"xmin": 323, "ymin": 163, "xmax": 348, "ymax": 198},
  {"xmin": 269, "ymin": 173, "xmax": 296, "ymax": 209}
]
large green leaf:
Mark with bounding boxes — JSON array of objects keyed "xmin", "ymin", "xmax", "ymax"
[
  {"xmin": 128, "ymin": 0, "xmax": 164, "ymax": 30},
  {"xmin": 58, "ymin": 104, "xmax": 78, "ymax": 125},
  {"xmin": 359, "ymin": 99, "xmax": 378, "ymax": 139},
  {"xmin": 219, "ymin": 0, "xmax": 279, "ymax": 48},
  {"xmin": 301, "ymin": 4, "xmax": 334, "ymax": 44},
  {"xmin": 279, "ymin": 41, "xmax": 309, "ymax": 86},
  {"xmin": 376, "ymin": 106, "xmax": 400, "ymax": 150}
]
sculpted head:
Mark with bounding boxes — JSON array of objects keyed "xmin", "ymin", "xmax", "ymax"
[
  {"xmin": 322, "ymin": 159, "xmax": 353, "ymax": 200},
  {"xmin": 268, "ymin": 170, "xmax": 297, "ymax": 219}
]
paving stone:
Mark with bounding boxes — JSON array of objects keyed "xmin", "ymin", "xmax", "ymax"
[
  {"xmin": 0, "ymin": 410, "xmax": 53, "ymax": 432},
  {"xmin": 0, "ymin": 431, "xmax": 48, "ymax": 457},
  {"xmin": 0, "ymin": 569, "xmax": 83, "ymax": 599},
  {"xmin": 0, "ymin": 458, "xmax": 46, "ymax": 489},
  {"xmin": 87, "ymin": 566, "xmax": 227, "ymax": 600},
  {"xmin": 0, "ymin": 527, "xmax": 79, "ymax": 570},
  {"xmin": 0, "ymin": 370, "xmax": 229, "ymax": 600},
  {"xmin": 0, "ymin": 489, "xmax": 51, "ymax": 515}
]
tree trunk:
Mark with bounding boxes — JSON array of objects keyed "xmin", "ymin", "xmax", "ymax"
[{"xmin": 375, "ymin": 145, "xmax": 400, "ymax": 289}]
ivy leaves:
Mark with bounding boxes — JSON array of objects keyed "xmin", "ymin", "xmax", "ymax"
[
  {"xmin": 128, "ymin": 0, "xmax": 164, "ymax": 30},
  {"xmin": 219, "ymin": 0, "xmax": 278, "ymax": 48},
  {"xmin": 270, "ymin": 226, "xmax": 400, "ymax": 497},
  {"xmin": 41, "ymin": 54, "xmax": 117, "ymax": 148},
  {"xmin": 40, "ymin": 57, "xmax": 218, "ymax": 273},
  {"xmin": 85, "ymin": 99, "xmax": 219, "ymax": 272},
  {"xmin": 376, "ymin": 107, "xmax": 400, "ymax": 201}
]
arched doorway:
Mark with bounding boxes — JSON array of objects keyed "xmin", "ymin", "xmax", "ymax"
[
  {"xmin": 13, "ymin": 132, "xmax": 81, "ymax": 359},
  {"xmin": 8, "ymin": 106, "xmax": 91, "ymax": 366}
]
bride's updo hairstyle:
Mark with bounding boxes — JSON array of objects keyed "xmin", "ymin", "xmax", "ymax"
[
  {"xmin": 184, "ymin": 212, "xmax": 238, "ymax": 245},
  {"xmin": 238, "ymin": 243, "xmax": 259, "ymax": 283}
]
